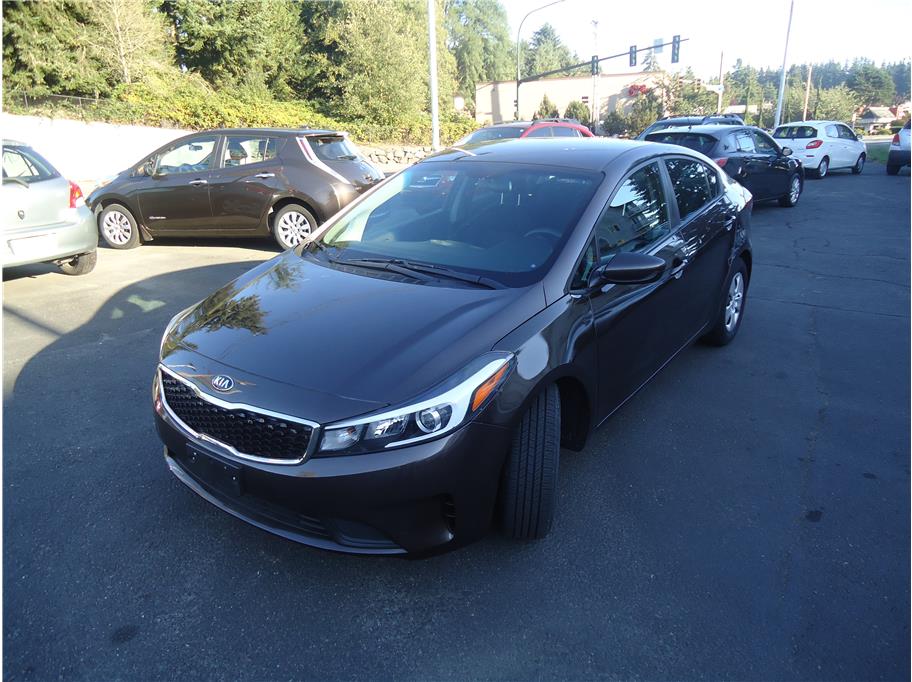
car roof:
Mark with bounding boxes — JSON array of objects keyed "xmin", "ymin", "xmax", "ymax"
[
  {"xmin": 2, "ymin": 138, "xmax": 30, "ymax": 147},
  {"xmin": 649, "ymin": 123, "xmax": 756, "ymax": 136},
  {"xmin": 197, "ymin": 128, "xmax": 346, "ymax": 136},
  {"xmin": 425, "ymin": 138, "xmax": 677, "ymax": 172}
]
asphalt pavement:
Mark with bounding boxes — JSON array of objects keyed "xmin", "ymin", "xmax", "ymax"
[{"xmin": 3, "ymin": 161, "xmax": 910, "ymax": 681}]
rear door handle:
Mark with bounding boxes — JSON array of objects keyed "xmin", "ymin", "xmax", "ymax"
[
  {"xmin": 254, "ymin": 172, "xmax": 275, "ymax": 179},
  {"xmin": 188, "ymin": 179, "xmax": 208, "ymax": 186}
]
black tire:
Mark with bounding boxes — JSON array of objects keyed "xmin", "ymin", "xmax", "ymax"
[
  {"xmin": 499, "ymin": 384, "xmax": 561, "ymax": 540},
  {"xmin": 702, "ymin": 258, "xmax": 749, "ymax": 347},
  {"xmin": 886, "ymin": 164, "xmax": 900, "ymax": 176},
  {"xmin": 272, "ymin": 204, "xmax": 317, "ymax": 251},
  {"xmin": 98, "ymin": 203, "xmax": 140, "ymax": 249},
  {"xmin": 851, "ymin": 153, "xmax": 865, "ymax": 174},
  {"xmin": 813, "ymin": 156, "xmax": 829, "ymax": 179},
  {"xmin": 59, "ymin": 250, "xmax": 97, "ymax": 276},
  {"xmin": 778, "ymin": 173, "xmax": 802, "ymax": 207}
]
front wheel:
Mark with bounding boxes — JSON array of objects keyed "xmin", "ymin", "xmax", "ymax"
[
  {"xmin": 273, "ymin": 204, "xmax": 317, "ymax": 250},
  {"xmin": 702, "ymin": 259, "xmax": 748, "ymax": 347},
  {"xmin": 59, "ymin": 250, "xmax": 97, "ymax": 276},
  {"xmin": 99, "ymin": 204, "xmax": 140, "ymax": 249},
  {"xmin": 852, "ymin": 154, "xmax": 865, "ymax": 174},
  {"xmin": 778, "ymin": 174, "xmax": 802, "ymax": 207},
  {"xmin": 498, "ymin": 384, "xmax": 561, "ymax": 540}
]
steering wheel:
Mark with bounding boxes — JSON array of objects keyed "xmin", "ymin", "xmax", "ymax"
[{"xmin": 523, "ymin": 229, "xmax": 561, "ymax": 245}]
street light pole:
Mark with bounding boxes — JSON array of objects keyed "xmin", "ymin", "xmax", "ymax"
[
  {"xmin": 515, "ymin": 0, "xmax": 565, "ymax": 121},
  {"xmin": 773, "ymin": 0, "xmax": 794, "ymax": 129},
  {"xmin": 427, "ymin": 0, "xmax": 440, "ymax": 149}
]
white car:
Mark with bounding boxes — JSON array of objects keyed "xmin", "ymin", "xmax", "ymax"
[
  {"xmin": 887, "ymin": 120, "xmax": 910, "ymax": 175},
  {"xmin": 772, "ymin": 120, "xmax": 866, "ymax": 178}
]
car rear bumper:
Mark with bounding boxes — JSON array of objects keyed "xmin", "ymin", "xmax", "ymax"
[
  {"xmin": 3, "ymin": 205, "xmax": 97, "ymax": 268},
  {"xmin": 153, "ymin": 371, "xmax": 512, "ymax": 557},
  {"xmin": 888, "ymin": 149, "xmax": 910, "ymax": 167}
]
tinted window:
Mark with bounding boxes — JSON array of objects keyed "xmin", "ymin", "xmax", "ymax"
[
  {"xmin": 458, "ymin": 127, "xmax": 524, "ymax": 145},
  {"xmin": 2, "ymin": 146, "xmax": 58, "ymax": 184},
  {"xmin": 309, "ymin": 135, "xmax": 362, "ymax": 161},
  {"xmin": 733, "ymin": 131, "xmax": 756, "ymax": 153},
  {"xmin": 752, "ymin": 131, "xmax": 778, "ymax": 154},
  {"xmin": 645, "ymin": 132, "xmax": 718, "ymax": 155},
  {"xmin": 665, "ymin": 158, "xmax": 716, "ymax": 219},
  {"xmin": 156, "ymin": 137, "xmax": 216, "ymax": 174},
  {"xmin": 525, "ymin": 126, "xmax": 553, "ymax": 138},
  {"xmin": 316, "ymin": 162, "xmax": 601, "ymax": 287},
  {"xmin": 774, "ymin": 125, "xmax": 817, "ymax": 139},
  {"xmin": 837, "ymin": 125, "xmax": 856, "ymax": 140},
  {"xmin": 552, "ymin": 126, "xmax": 579, "ymax": 138},
  {"xmin": 223, "ymin": 135, "xmax": 278, "ymax": 167},
  {"xmin": 825, "ymin": 125, "xmax": 840, "ymax": 138},
  {"xmin": 595, "ymin": 162, "xmax": 669, "ymax": 259}
]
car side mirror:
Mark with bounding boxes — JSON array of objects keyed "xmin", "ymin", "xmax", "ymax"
[
  {"xmin": 587, "ymin": 252, "xmax": 667, "ymax": 288},
  {"xmin": 781, "ymin": 147, "xmax": 793, "ymax": 156}
]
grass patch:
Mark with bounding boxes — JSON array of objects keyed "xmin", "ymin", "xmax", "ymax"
[{"xmin": 865, "ymin": 142, "xmax": 890, "ymax": 164}]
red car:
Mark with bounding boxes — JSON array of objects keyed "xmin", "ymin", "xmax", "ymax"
[{"xmin": 455, "ymin": 119, "xmax": 594, "ymax": 146}]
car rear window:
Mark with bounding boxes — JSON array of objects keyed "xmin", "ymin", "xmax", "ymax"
[
  {"xmin": 773, "ymin": 126, "xmax": 817, "ymax": 139},
  {"xmin": 457, "ymin": 127, "xmax": 525, "ymax": 145},
  {"xmin": 2, "ymin": 146, "xmax": 59, "ymax": 184},
  {"xmin": 644, "ymin": 132, "xmax": 718, "ymax": 155},
  {"xmin": 308, "ymin": 135, "xmax": 361, "ymax": 161}
]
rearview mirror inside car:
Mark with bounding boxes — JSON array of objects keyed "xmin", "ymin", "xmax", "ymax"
[{"xmin": 588, "ymin": 252, "xmax": 667, "ymax": 288}]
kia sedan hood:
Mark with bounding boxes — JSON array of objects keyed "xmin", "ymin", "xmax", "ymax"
[{"xmin": 163, "ymin": 251, "xmax": 544, "ymax": 408}]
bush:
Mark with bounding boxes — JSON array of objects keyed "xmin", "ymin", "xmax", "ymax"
[
  {"xmin": 2, "ymin": 75, "xmax": 478, "ymax": 146},
  {"xmin": 564, "ymin": 100, "xmax": 590, "ymax": 123},
  {"xmin": 533, "ymin": 95, "xmax": 559, "ymax": 120}
]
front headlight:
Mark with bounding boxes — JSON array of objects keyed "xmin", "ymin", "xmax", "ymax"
[{"xmin": 317, "ymin": 352, "xmax": 514, "ymax": 456}]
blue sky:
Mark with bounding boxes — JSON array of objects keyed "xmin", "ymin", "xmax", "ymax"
[{"xmin": 501, "ymin": 0, "xmax": 911, "ymax": 79}]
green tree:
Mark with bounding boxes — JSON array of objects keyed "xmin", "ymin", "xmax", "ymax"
[
  {"xmin": 811, "ymin": 85, "xmax": 858, "ymax": 122},
  {"xmin": 522, "ymin": 23, "xmax": 579, "ymax": 78},
  {"xmin": 160, "ymin": 0, "xmax": 305, "ymax": 98},
  {"xmin": 445, "ymin": 0, "xmax": 513, "ymax": 110},
  {"xmin": 534, "ymin": 94, "xmax": 559, "ymax": 119},
  {"xmin": 884, "ymin": 60, "xmax": 911, "ymax": 102},
  {"xmin": 847, "ymin": 61, "xmax": 895, "ymax": 106},
  {"xmin": 564, "ymin": 100, "xmax": 590, "ymax": 123}
]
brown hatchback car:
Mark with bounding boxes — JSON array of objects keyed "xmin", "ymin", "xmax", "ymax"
[{"xmin": 86, "ymin": 128, "xmax": 384, "ymax": 251}]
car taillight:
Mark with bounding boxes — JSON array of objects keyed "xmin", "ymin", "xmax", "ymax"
[
  {"xmin": 68, "ymin": 181, "xmax": 85, "ymax": 208},
  {"xmin": 806, "ymin": 139, "xmax": 823, "ymax": 149},
  {"xmin": 892, "ymin": 134, "xmax": 900, "ymax": 145},
  {"xmin": 714, "ymin": 157, "xmax": 728, "ymax": 167}
]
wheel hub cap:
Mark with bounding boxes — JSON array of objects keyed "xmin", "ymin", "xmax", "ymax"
[
  {"xmin": 102, "ymin": 211, "xmax": 132, "ymax": 245},
  {"xmin": 277, "ymin": 211, "xmax": 311, "ymax": 248},
  {"xmin": 724, "ymin": 272, "xmax": 744, "ymax": 332},
  {"xmin": 790, "ymin": 177, "xmax": 800, "ymax": 203}
]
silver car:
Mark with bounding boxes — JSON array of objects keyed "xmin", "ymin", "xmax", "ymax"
[{"xmin": 3, "ymin": 140, "xmax": 97, "ymax": 275}]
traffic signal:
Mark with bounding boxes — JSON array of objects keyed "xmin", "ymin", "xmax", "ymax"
[
  {"xmin": 629, "ymin": 46, "xmax": 637, "ymax": 68},
  {"xmin": 671, "ymin": 35, "xmax": 680, "ymax": 63},
  {"xmin": 591, "ymin": 55, "xmax": 599, "ymax": 76}
]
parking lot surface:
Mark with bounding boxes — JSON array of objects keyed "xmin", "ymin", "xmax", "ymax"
[{"xmin": 3, "ymin": 165, "xmax": 910, "ymax": 680}]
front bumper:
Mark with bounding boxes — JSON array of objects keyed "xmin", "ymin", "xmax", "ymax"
[
  {"xmin": 888, "ymin": 149, "xmax": 910, "ymax": 168},
  {"xmin": 3, "ymin": 205, "xmax": 97, "ymax": 268},
  {"xmin": 153, "ymin": 371, "xmax": 512, "ymax": 557}
]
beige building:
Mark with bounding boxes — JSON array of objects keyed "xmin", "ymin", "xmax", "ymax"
[{"xmin": 475, "ymin": 71, "xmax": 657, "ymax": 128}]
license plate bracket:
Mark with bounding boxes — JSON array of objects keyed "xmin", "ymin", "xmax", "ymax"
[{"xmin": 185, "ymin": 445, "xmax": 243, "ymax": 497}]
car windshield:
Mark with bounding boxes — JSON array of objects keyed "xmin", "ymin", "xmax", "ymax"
[
  {"xmin": 456, "ymin": 127, "xmax": 525, "ymax": 145},
  {"xmin": 645, "ymin": 132, "xmax": 718, "ymax": 155},
  {"xmin": 773, "ymin": 125, "xmax": 817, "ymax": 139},
  {"xmin": 307, "ymin": 162, "xmax": 601, "ymax": 287},
  {"xmin": 309, "ymin": 135, "xmax": 361, "ymax": 161}
]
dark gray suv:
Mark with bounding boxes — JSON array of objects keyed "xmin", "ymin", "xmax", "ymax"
[{"xmin": 87, "ymin": 128, "xmax": 384, "ymax": 251}]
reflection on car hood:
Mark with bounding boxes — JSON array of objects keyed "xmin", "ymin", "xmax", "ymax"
[{"xmin": 164, "ymin": 251, "xmax": 545, "ymax": 406}]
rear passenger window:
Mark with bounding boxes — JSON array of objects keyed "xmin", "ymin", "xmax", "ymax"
[
  {"xmin": 734, "ymin": 131, "xmax": 756, "ymax": 153},
  {"xmin": 595, "ymin": 162, "xmax": 669, "ymax": 258},
  {"xmin": 552, "ymin": 127, "xmax": 579, "ymax": 138},
  {"xmin": 525, "ymin": 126, "xmax": 553, "ymax": 138},
  {"xmin": 223, "ymin": 136, "xmax": 278, "ymax": 167},
  {"xmin": 825, "ymin": 125, "xmax": 839, "ymax": 138},
  {"xmin": 665, "ymin": 158, "xmax": 716, "ymax": 220}
]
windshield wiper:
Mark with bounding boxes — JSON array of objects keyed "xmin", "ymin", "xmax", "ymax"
[
  {"xmin": 341, "ymin": 257, "xmax": 504, "ymax": 289},
  {"xmin": 326, "ymin": 256, "xmax": 437, "ymax": 283}
]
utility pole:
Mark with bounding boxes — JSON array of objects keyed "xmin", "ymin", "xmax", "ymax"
[
  {"xmin": 717, "ymin": 51, "xmax": 724, "ymax": 114},
  {"xmin": 591, "ymin": 20, "xmax": 599, "ymax": 131},
  {"xmin": 773, "ymin": 0, "xmax": 794, "ymax": 128},
  {"xmin": 802, "ymin": 62, "xmax": 813, "ymax": 120},
  {"xmin": 427, "ymin": 0, "xmax": 440, "ymax": 149},
  {"xmin": 515, "ymin": 0, "xmax": 565, "ymax": 121}
]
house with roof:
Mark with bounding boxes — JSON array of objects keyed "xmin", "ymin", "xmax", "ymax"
[{"xmin": 857, "ymin": 106, "xmax": 895, "ymax": 132}]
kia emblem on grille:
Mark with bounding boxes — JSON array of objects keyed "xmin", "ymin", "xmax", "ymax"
[{"xmin": 211, "ymin": 375, "xmax": 235, "ymax": 392}]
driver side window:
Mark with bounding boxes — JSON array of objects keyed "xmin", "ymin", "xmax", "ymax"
[
  {"xmin": 595, "ymin": 162, "xmax": 669, "ymax": 261},
  {"xmin": 752, "ymin": 131, "xmax": 778, "ymax": 155},
  {"xmin": 155, "ymin": 137, "xmax": 217, "ymax": 174}
]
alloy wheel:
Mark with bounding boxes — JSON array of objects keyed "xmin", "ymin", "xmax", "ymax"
[
  {"xmin": 789, "ymin": 176, "xmax": 801, "ymax": 204},
  {"xmin": 102, "ymin": 210, "xmax": 132, "ymax": 245},
  {"xmin": 724, "ymin": 272, "xmax": 744, "ymax": 333},
  {"xmin": 818, "ymin": 159, "xmax": 828, "ymax": 178}
]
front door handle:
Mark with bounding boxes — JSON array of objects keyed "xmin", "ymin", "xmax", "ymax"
[
  {"xmin": 188, "ymin": 179, "xmax": 208, "ymax": 186},
  {"xmin": 254, "ymin": 172, "xmax": 275, "ymax": 179},
  {"xmin": 670, "ymin": 254, "xmax": 689, "ymax": 278}
]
